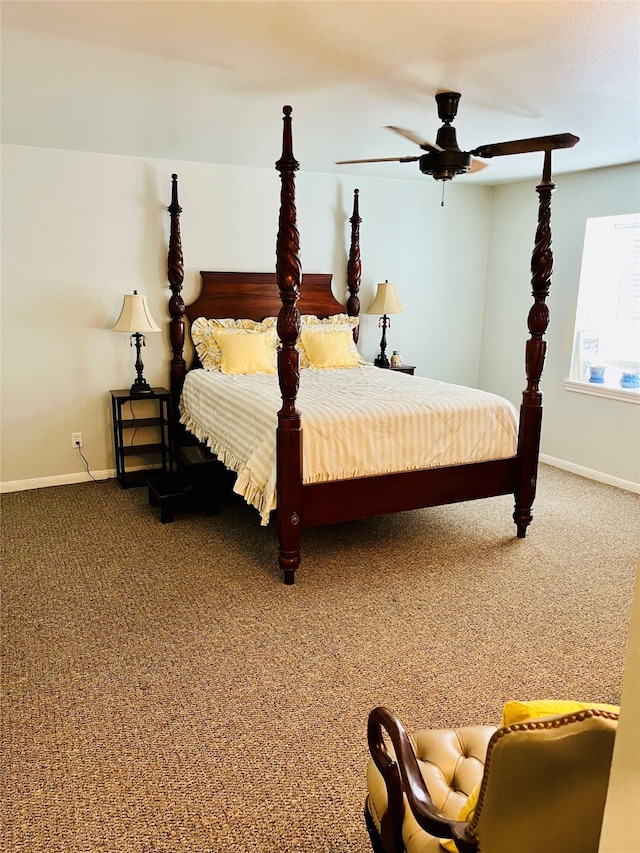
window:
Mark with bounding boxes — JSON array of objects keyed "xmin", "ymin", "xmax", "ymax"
[{"xmin": 567, "ymin": 213, "xmax": 640, "ymax": 403}]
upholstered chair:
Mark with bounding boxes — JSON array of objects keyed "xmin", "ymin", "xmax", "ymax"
[{"xmin": 365, "ymin": 704, "xmax": 618, "ymax": 853}]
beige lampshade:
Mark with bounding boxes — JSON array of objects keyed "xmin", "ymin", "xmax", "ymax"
[
  {"xmin": 112, "ymin": 291, "xmax": 160, "ymax": 334},
  {"xmin": 366, "ymin": 281, "xmax": 405, "ymax": 315}
]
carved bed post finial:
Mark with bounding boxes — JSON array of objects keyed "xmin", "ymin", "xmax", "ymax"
[
  {"xmin": 275, "ymin": 105, "xmax": 303, "ymax": 584},
  {"xmin": 514, "ymin": 150, "xmax": 555, "ymax": 537},
  {"xmin": 167, "ymin": 174, "xmax": 186, "ymax": 424},
  {"xmin": 347, "ymin": 188, "xmax": 362, "ymax": 342}
]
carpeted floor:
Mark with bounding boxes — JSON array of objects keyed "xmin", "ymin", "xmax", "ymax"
[{"xmin": 2, "ymin": 464, "xmax": 638, "ymax": 852}]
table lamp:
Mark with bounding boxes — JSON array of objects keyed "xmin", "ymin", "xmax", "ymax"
[
  {"xmin": 112, "ymin": 291, "xmax": 161, "ymax": 395},
  {"xmin": 366, "ymin": 281, "xmax": 405, "ymax": 367}
]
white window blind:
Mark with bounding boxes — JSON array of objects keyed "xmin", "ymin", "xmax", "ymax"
[{"xmin": 570, "ymin": 213, "xmax": 640, "ymax": 395}]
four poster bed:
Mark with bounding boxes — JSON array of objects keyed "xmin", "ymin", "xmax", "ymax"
[{"xmin": 166, "ymin": 106, "xmax": 558, "ymax": 585}]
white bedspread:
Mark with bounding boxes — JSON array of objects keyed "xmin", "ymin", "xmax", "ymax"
[{"xmin": 179, "ymin": 365, "xmax": 519, "ymax": 525}]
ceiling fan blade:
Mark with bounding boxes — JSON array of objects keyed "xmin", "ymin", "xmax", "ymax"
[
  {"xmin": 385, "ymin": 126, "xmax": 442, "ymax": 152},
  {"xmin": 469, "ymin": 133, "xmax": 580, "ymax": 159},
  {"xmin": 469, "ymin": 158, "xmax": 488, "ymax": 174},
  {"xmin": 335, "ymin": 155, "xmax": 421, "ymax": 165}
]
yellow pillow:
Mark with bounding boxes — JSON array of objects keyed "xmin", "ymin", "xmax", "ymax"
[
  {"xmin": 501, "ymin": 699, "xmax": 619, "ymax": 727},
  {"xmin": 300, "ymin": 328, "xmax": 364, "ymax": 369},
  {"xmin": 214, "ymin": 329, "xmax": 277, "ymax": 375},
  {"xmin": 439, "ymin": 783, "xmax": 481, "ymax": 851}
]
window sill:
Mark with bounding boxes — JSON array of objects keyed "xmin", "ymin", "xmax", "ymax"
[{"xmin": 564, "ymin": 379, "xmax": 640, "ymax": 404}]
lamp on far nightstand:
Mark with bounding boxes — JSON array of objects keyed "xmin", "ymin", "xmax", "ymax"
[
  {"xmin": 367, "ymin": 280, "xmax": 405, "ymax": 367},
  {"xmin": 113, "ymin": 291, "xmax": 161, "ymax": 395}
]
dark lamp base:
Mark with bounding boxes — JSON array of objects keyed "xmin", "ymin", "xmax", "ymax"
[
  {"xmin": 129, "ymin": 379, "xmax": 153, "ymax": 395},
  {"xmin": 374, "ymin": 355, "xmax": 390, "ymax": 368}
]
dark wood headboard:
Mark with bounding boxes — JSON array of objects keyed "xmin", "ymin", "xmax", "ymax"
[{"xmin": 187, "ymin": 271, "xmax": 346, "ymax": 324}]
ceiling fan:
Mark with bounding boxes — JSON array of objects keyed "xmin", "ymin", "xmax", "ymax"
[{"xmin": 336, "ymin": 91, "xmax": 579, "ymax": 182}]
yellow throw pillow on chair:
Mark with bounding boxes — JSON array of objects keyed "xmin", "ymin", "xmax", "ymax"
[{"xmin": 501, "ymin": 699, "xmax": 619, "ymax": 727}]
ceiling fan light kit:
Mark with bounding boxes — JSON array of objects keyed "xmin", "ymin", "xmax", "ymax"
[
  {"xmin": 337, "ymin": 91, "xmax": 579, "ymax": 185},
  {"xmin": 418, "ymin": 148, "xmax": 472, "ymax": 182}
]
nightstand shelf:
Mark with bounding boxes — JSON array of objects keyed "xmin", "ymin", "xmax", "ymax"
[
  {"xmin": 119, "ymin": 417, "xmax": 164, "ymax": 430},
  {"xmin": 110, "ymin": 388, "xmax": 173, "ymax": 488}
]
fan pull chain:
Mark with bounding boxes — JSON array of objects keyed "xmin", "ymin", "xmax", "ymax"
[{"xmin": 441, "ymin": 182, "xmax": 446, "ymax": 207}]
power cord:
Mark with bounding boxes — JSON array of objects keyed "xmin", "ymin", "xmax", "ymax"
[
  {"xmin": 75, "ymin": 443, "xmax": 99, "ymax": 483},
  {"xmin": 127, "ymin": 399, "xmax": 138, "ymax": 447}
]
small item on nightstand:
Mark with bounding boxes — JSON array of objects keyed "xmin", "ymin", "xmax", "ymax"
[{"xmin": 390, "ymin": 351, "xmax": 402, "ymax": 367}]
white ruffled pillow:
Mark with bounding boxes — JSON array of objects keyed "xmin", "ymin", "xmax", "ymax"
[{"xmin": 191, "ymin": 317, "xmax": 278, "ymax": 372}]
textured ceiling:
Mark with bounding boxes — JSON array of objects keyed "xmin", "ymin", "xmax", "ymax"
[{"xmin": 2, "ymin": 0, "xmax": 639, "ymax": 185}]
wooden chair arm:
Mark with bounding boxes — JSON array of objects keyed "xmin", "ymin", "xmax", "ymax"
[{"xmin": 367, "ymin": 706, "xmax": 477, "ymax": 853}]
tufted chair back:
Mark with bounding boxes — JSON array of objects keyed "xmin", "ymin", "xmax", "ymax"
[{"xmin": 365, "ymin": 706, "xmax": 618, "ymax": 853}]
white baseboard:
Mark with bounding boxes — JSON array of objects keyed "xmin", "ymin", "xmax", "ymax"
[
  {"xmin": 0, "ymin": 469, "xmax": 116, "ymax": 492},
  {"xmin": 540, "ymin": 454, "xmax": 640, "ymax": 495}
]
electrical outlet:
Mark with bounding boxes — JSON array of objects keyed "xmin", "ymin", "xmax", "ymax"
[{"xmin": 72, "ymin": 432, "xmax": 83, "ymax": 448}]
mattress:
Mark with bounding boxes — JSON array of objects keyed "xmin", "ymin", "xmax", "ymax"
[{"xmin": 179, "ymin": 365, "xmax": 519, "ymax": 524}]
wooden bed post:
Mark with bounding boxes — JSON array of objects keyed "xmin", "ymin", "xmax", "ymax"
[
  {"xmin": 514, "ymin": 151, "xmax": 555, "ymax": 537},
  {"xmin": 275, "ymin": 106, "xmax": 303, "ymax": 584},
  {"xmin": 167, "ymin": 174, "xmax": 186, "ymax": 430},
  {"xmin": 347, "ymin": 188, "xmax": 362, "ymax": 341}
]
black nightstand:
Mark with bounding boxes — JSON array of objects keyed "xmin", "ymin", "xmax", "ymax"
[
  {"xmin": 110, "ymin": 388, "xmax": 173, "ymax": 488},
  {"xmin": 389, "ymin": 364, "xmax": 415, "ymax": 375}
]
